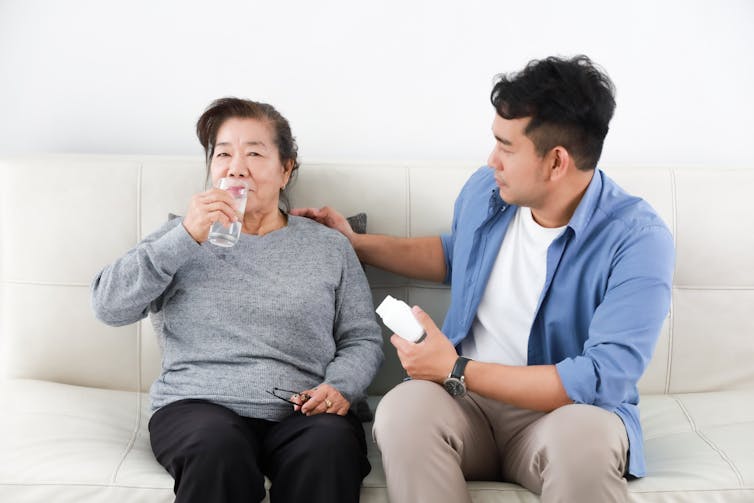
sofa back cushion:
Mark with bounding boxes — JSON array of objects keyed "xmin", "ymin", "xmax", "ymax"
[{"xmin": 1, "ymin": 156, "xmax": 753, "ymax": 395}]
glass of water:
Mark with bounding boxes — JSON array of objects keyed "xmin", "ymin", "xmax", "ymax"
[{"xmin": 208, "ymin": 178, "xmax": 248, "ymax": 247}]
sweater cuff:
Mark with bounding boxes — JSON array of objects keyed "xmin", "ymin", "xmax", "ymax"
[{"xmin": 147, "ymin": 222, "xmax": 202, "ymax": 273}]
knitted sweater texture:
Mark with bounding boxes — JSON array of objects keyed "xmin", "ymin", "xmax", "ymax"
[{"xmin": 91, "ymin": 216, "xmax": 383, "ymax": 421}]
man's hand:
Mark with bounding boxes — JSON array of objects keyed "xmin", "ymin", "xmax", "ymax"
[
  {"xmin": 290, "ymin": 206, "xmax": 356, "ymax": 243},
  {"xmin": 391, "ymin": 305, "xmax": 458, "ymax": 383}
]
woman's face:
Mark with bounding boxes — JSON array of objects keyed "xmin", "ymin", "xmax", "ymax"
[{"xmin": 209, "ymin": 117, "xmax": 291, "ymax": 215}]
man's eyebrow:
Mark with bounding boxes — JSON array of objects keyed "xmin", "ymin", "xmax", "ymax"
[{"xmin": 494, "ymin": 134, "xmax": 512, "ymax": 146}]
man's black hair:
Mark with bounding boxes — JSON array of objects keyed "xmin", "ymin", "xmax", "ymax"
[{"xmin": 491, "ymin": 55, "xmax": 616, "ymax": 171}]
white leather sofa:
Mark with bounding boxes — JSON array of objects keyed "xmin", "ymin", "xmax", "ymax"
[{"xmin": 1, "ymin": 155, "xmax": 753, "ymax": 502}]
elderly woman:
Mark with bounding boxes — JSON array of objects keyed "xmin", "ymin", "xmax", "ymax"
[{"xmin": 91, "ymin": 97, "xmax": 383, "ymax": 503}]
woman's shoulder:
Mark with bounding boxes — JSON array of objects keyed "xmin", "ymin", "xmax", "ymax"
[
  {"xmin": 287, "ymin": 214, "xmax": 351, "ymax": 249},
  {"xmin": 142, "ymin": 214, "xmax": 184, "ymax": 241}
]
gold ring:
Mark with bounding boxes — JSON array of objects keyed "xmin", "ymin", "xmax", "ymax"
[{"xmin": 325, "ymin": 399, "xmax": 333, "ymax": 409}]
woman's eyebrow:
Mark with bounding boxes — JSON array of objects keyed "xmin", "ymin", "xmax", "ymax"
[{"xmin": 215, "ymin": 141, "xmax": 267, "ymax": 147}]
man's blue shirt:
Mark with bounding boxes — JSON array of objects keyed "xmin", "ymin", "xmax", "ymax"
[{"xmin": 440, "ymin": 166, "xmax": 675, "ymax": 477}]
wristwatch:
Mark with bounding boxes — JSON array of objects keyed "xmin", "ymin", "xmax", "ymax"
[{"xmin": 443, "ymin": 356, "xmax": 470, "ymax": 397}]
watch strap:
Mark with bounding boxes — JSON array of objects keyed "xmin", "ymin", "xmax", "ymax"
[{"xmin": 450, "ymin": 356, "xmax": 470, "ymax": 379}]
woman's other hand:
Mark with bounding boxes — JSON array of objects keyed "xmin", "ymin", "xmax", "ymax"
[
  {"xmin": 291, "ymin": 383, "xmax": 350, "ymax": 416},
  {"xmin": 182, "ymin": 188, "xmax": 240, "ymax": 244}
]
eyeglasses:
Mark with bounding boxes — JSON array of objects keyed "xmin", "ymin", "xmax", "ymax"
[{"xmin": 265, "ymin": 387, "xmax": 310, "ymax": 406}]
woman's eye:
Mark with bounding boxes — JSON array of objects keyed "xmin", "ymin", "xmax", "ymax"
[
  {"xmin": 247, "ymin": 152, "xmax": 260, "ymax": 157},
  {"xmin": 215, "ymin": 152, "xmax": 230, "ymax": 158}
]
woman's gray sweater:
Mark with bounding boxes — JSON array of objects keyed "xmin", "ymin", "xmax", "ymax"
[{"xmin": 91, "ymin": 215, "xmax": 383, "ymax": 421}]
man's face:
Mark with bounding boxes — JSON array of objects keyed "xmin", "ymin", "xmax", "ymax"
[{"xmin": 487, "ymin": 114, "xmax": 550, "ymax": 208}]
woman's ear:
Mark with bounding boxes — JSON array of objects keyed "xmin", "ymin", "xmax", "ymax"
[{"xmin": 282, "ymin": 160, "xmax": 294, "ymax": 189}]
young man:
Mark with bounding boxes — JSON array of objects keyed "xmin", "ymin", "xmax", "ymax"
[{"xmin": 293, "ymin": 55, "xmax": 674, "ymax": 503}]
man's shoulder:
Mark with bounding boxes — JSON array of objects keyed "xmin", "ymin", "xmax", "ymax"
[
  {"xmin": 463, "ymin": 165, "xmax": 496, "ymax": 192},
  {"xmin": 454, "ymin": 166, "xmax": 499, "ymax": 211},
  {"xmin": 596, "ymin": 171, "xmax": 669, "ymax": 234}
]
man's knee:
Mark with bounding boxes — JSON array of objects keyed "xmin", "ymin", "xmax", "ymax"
[
  {"xmin": 507, "ymin": 405, "xmax": 628, "ymax": 502},
  {"xmin": 373, "ymin": 380, "xmax": 448, "ymax": 448},
  {"xmin": 540, "ymin": 405, "xmax": 628, "ymax": 496},
  {"xmin": 543, "ymin": 404, "xmax": 628, "ymax": 463}
]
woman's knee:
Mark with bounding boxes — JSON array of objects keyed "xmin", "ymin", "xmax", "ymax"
[
  {"xmin": 297, "ymin": 413, "xmax": 365, "ymax": 461},
  {"xmin": 150, "ymin": 401, "xmax": 265, "ymax": 483}
]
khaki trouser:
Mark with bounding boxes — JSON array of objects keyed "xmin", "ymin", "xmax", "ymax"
[{"xmin": 373, "ymin": 380, "xmax": 629, "ymax": 503}]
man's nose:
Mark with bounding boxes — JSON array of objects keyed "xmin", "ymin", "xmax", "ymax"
[{"xmin": 487, "ymin": 150, "xmax": 500, "ymax": 170}]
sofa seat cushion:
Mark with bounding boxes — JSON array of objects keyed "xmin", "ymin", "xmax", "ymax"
[
  {"xmin": 0, "ymin": 379, "xmax": 173, "ymax": 503},
  {"xmin": 3, "ymin": 380, "xmax": 754, "ymax": 503},
  {"xmin": 634, "ymin": 391, "xmax": 754, "ymax": 500}
]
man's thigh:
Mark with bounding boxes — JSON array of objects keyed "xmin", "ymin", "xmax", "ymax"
[
  {"xmin": 497, "ymin": 403, "xmax": 628, "ymax": 494},
  {"xmin": 374, "ymin": 380, "xmax": 501, "ymax": 481}
]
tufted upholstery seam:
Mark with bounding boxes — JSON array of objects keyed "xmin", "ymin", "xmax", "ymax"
[
  {"xmin": 109, "ymin": 163, "xmax": 144, "ymax": 484},
  {"xmin": 673, "ymin": 285, "xmax": 754, "ymax": 290},
  {"xmin": 2, "ymin": 280, "xmax": 90, "ymax": 287},
  {"xmin": 671, "ymin": 394, "xmax": 745, "ymax": 488},
  {"xmin": 665, "ymin": 168, "xmax": 678, "ymax": 394}
]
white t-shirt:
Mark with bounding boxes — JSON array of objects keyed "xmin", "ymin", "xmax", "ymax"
[{"xmin": 460, "ymin": 207, "xmax": 566, "ymax": 366}]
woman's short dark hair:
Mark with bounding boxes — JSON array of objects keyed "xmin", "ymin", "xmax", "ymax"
[
  {"xmin": 196, "ymin": 97, "xmax": 300, "ymax": 211},
  {"xmin": 490, "ymin": 55, "xmax": 616, "ymax": 171}
]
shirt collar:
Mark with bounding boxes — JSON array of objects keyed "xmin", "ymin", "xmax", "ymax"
[
  {"xmin": 565, "ymin": 169, "xmax": 603, "ymax": 236},
  {"xmin": 488, "ymin": 186, "xmax": 507, "ymax": 213}
]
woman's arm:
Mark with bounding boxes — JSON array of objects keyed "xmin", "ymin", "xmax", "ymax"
[
  {"xmin": 321, "ymin": 240, "xmax": 384, "ymax": 404},
  {"xmin": 91, "ymin": 219, "xmax": 201, "ymax": 326}
]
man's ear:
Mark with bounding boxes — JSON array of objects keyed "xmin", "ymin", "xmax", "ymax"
[{"xmin": 548, "ymin": 146, "xmax": 571, "ymax": 181}]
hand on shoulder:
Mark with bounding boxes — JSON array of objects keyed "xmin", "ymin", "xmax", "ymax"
[{"xmin": 290, "ymin": 206, "xmax": 355, "ymax": 242}]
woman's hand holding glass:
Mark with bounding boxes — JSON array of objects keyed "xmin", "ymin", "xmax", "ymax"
[
  {"xmin": 182, "ymin": 186, "xmax": 244, "ymax": 244},
  {"xmin": 290, "ymin": 383, "xmax": 350, "ymax": 417}
]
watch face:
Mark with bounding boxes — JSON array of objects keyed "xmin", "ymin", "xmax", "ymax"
[{"xmin": 444, "ymin": 377, "xmax": 466, "ymax": 397}]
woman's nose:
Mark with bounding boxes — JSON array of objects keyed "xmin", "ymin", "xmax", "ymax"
[{"xmin": 227, "ymin": 157, "xmax": 248, "ymax": 177}]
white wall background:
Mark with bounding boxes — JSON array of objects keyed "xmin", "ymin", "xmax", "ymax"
[{"xmin": 1, "ymin": 0, "xmax": 752, "ymax": 167}]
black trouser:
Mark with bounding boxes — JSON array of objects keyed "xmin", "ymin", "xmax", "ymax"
[{"xmin": 148, "ymin": 399, "xmax": 370, "ymax": 503}]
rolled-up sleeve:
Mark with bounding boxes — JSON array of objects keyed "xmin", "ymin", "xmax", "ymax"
[{"xmin": 556, "ymin": 225, "xmax": 675, "ymax": 408}]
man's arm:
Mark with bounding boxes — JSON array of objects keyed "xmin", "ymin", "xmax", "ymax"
[
  {"xmin": 394, "ymin": 306, "xmax": 571, "ymax": 412},
  {"xmin": 463, "ymin": 361, "xmax": 572, "ymax": 412},
  {"xmin": 291, "ymin": 206, "xmax": 446, "ymax": 283},
  {"xmin": 351, "ymin": 234, "xmax": 446, "ymax": 283}
]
